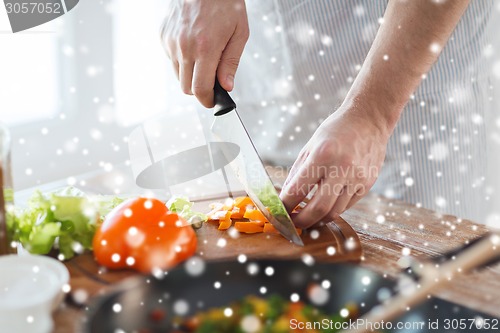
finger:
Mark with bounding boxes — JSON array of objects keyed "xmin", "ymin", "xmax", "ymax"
[
  {"xmin": 216, "ymin": 27, "xmax": 249, "ymax": 92},
  {"xmin": 280, "ymin": 159, "xmax": 323, "ymax": 213},
  {"xmin": 292, "ymin": 178, "xmax": 345, "ymax": 229},
  {"xmin": 328, "ymin": 186, "xmax": 352, "ymax": 217},
  {"xmin": 179, "ymin": 60, "xmax": 194, "ymax": 95},
  {"xmin": 172, "ymin": 59, "xmax": 180, "ymax": 80},
  {"xmin": 192, "ymin": 59, "xmax": 218, "ymax": 108},
  {"xmin": 345, "ymin": 185, "xmax": 367, "ymax": 210},
  {"xmin": 282, "ymin": 149, "xmax": 308, "ymax": 189}
]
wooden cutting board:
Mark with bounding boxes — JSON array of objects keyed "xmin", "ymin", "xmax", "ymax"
[
  {"xmin": 196, "ymin": 215, "xmax": 362, "ymax": 263},
  {"xmin": 64, "ymin": 198, "xmax": 362, "ymax": 288}
]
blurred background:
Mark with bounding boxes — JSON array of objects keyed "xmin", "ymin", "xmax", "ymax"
[{"xmin": 1, "ymin": 0, "xmax": 500, "ymax": 226}]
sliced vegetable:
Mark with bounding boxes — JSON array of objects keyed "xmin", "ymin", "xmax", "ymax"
[
  {"xmin": 243, "ymin": 208, "xmax": 268, "ymax": 222},
  {"xmin": 234, "ymin": 221, "xmax": 265, "ymax": 233},
  {"xmin": 263, "ymin": 223, "xmax": 280, "ymax": 234},
  {"xmin": 217, "ymin": 211, "xmax": 232, "ymax": 230},
  {"xmin": 93, "ymin": 197, "xmax": 197, "ymax": 273},
  {"xmin": 166, "ymin": 196, "xmax": 207, "ymax": 229},
  {"xmin": 6, "ymin": 187, "xmax": 123, "ymax": 259},
  {"xmin": 207, "ymin": 196, "xmax": 303, "ymax": 239}
]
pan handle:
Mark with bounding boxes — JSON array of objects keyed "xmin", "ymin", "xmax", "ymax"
[{"xmin": 213, "ymin": 79, "xmax": 236, "ymax": 116}]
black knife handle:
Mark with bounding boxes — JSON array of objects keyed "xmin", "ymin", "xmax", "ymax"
[{"xmin": 213, "ymin": 79, "xmax": 236, "ymax": 116}]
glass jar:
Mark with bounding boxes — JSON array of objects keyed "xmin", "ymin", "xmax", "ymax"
[{"xmin": 0, "ymin": 123, "xmax": 15, "ymax": 255}]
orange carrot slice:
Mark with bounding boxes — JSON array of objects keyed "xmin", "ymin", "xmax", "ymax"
[
  {"xmin": 217, "ymin": 211, "xmax": 232, "ymax": 230},
  {"xmin": 234, "ymin": 221, "xmax": 265, "ymax": 233},
  {"xmin": 264, "ymin": 223, "xmax": 302, "ymax": 236},
  {"xmin": 234, "ymin": 196, "xmax": 254, "ymax": 209},
  {"xmin": 243, "ymin": 209, "xmax": 268, "ymax": 222},
  {"xmin": 263, "ymin": 223, "xmax": 280, "ymax": 234}
]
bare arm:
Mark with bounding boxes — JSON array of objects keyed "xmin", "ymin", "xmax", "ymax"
[
  {"xmin": 348, "ymin": 0, "xmax": 470, "ymax": 136},
  {"xmin": 281, "ymin": 0, "xmax": 471, "ymax": 228}
]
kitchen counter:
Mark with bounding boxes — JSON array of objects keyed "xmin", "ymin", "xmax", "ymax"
[{"xmin": 13, "ymin": 167, "xmax": 499, "ymax": 332}]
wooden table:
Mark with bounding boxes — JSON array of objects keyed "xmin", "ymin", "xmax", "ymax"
[
  {"xmin": 50, "ymin": 194, "xmax": 500, "ymax": 333},
  {"xmin": 17, "ymin": 167, "xmax": 496, "ymax": 332}
]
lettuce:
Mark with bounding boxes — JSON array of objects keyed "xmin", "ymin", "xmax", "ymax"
[
  {"xmin": 166, "ymin": 196, "xmax": 208, "ymax": 227},
  {"xmin": 7, "ymin": 187, "xmax": 124, "ymax": 259}
]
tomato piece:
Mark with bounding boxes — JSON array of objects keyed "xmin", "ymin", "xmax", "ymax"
[{"xmin": 92, "ymin": 197, "xmax": 197, "ymax": 273}]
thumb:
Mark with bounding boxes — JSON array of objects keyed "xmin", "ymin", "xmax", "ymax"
[{"xmin": 217, "ymin": 29, "xmax": 248, "ymax": 92}]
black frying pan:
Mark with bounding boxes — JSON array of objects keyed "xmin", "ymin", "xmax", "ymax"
[{"xmin": 83, "ymin": 259, "xmax": 499, "ymax": 333}]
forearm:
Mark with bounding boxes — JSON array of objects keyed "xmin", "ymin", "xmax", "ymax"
[{"xmin": 344, "ymin": 0, "xmax": 470, "ymax": 136}]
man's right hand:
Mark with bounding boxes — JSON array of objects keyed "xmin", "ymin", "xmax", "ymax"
[{"xmin": 161, "ymin": 0, "xmax": 249, "ymax": 108}]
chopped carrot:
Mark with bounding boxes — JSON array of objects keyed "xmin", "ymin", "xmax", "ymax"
[
  {"xmin": 230, "ymin": 207, "xmax": 244, "ymax": 219},
  {"xmin": 218, "ymin": 211, "xmax": 232, "ymax": 230},
  {"xmin": 222, "ymin": 198, "xmax": 235, "ymax": 211},
  {"xmin": 234, "ymin": 196, "xmax": 254, "ymax": 209},
  {"xmin": 264, "ymin": 223, "xmax": 302, "ymax": 236},
  {"xmin": 263, "ymin": 223, "xmax": 280, "ymax": 234},
  {"xmin": 231, "ymin": 196, "xmax": 254, "ymax": 218},
  {"xmin": 243, "ymin": 209, "xmax": 269, "ymax": 222},
  {"xmin": 218, "ymin": 219, "xmax": 232, "ymax": 230},
  {"xmin": 234, "ymin": 221, "xmax": 265, "ymax": 233}
]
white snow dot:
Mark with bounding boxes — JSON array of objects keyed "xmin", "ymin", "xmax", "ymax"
[
  {"xmin": 290, "ymin": 293, "xmax": 300, "ymax": 302},
  {"xmin": 429, "ymin": 142, "xmax": 449, "ymax": 161},
  {"xmin": 144, "ymin": 200, "xmax": 153, "ymax": 209},
  {"xmin": 111, "ymin": 253, "xmax": 121, "ymax": 263},
  {"xmin": 435, "ymin": 196, "xmax": 447, "ymax": 208},
  {"xmin": 123, "ymin": 208, "xmax": 133, "ymax": 218},
  {"xmin": 405, "ymin": 177, "xmax": 414, "ymax": 187},
  {"xmin": 264, "ymin": 266, "xmax": 275, "ymax": 276},
  {"xmin": 237, "ymin": 254, "xmax": 247, "ymax": 263},
  {"xmin": 224, "ymin": 307, "xmax": 233, "ymax": 317},
  {"xmin": 430, "ymin": 43, "xmax": 441, "ymax": 54},
  {"xmin": 185, "ymin": 257, "xmax": 205, "ymax": 276},
  {"xmin": 402, "ymin": 247, "xmax": 411, "ymax": 256},
  {"xmin": 376, "ymin": 215, "xmax": 385, "ymax": 224},
  {"xmin": 25, "ymin": 168, "xmax": 33, "ymax": 176},
  {"xmin": 326, "ymin": 246, "xmax": 336, "ymax": 256},
  {"xmin": 361, "ymin": 276, "xmax": 371, "ymax": 286},
  {"xmin": 259, "ymin": 287, "xmax": 267, "ymax": 294},
  {"xmin": 322, "ymin": 280, "xmax": 331, "ymax": 289},
  {"xmin": 308, "ymin": 285, "xmax": 329, "ymax": 305},
  {"xmin": 62, "ymin": 284, "xmax": 71, "ymax": 293},
  {"xmin": 247, "ymin": 263, "xmax": 259, "ymax": 275},
  {"xmin": 126, "ymin": 257, "xmax": 135, "ymax": 266},
  {"xmin": 301, "ymin": 254, "xmax": 315, "ymax": 266},
  {"xmin": 26, "ymin": 316, "xmax": 34, "ymax": 323},
  {"xmin": 112, "ymin": 303, "xmax": 122, "ymax": 313},
  {"xmin": 173, "ymin": 300, "xmax": 189, "ymax": 315},
  {"xmin": 214, "ymin": 281, "xmax": 221, "ymax": 289},
  {"xmin": 216, "ymin": 238, "xmax": 227, "ymax": 248},
  {"xmin": 310, "ymin": 229, "xmax": 320, "ymax": 240},
  {"xmin": 241, "ymin": 315, "xmax": 261, "ymax": 333},
  {"xmin": 383, "ymin": 54, "xmax": 389, "ymax": 61},
  {"xmin": 340, "ymin": 308, "xmax": 349, "ymax": 318}
]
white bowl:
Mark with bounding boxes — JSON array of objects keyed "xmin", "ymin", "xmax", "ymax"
[{"xmin": 0, "ymin": 254, "xmax": 69, "ymax": 333}]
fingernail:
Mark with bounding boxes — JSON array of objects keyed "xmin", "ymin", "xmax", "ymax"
[{"xmin": 227, "ymin": 75, "xmax": 234, "ymax": 91}]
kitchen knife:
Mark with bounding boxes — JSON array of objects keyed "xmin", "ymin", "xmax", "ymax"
[{"xmin": 211, "ymin": 80, "xmax": 304, "ymax": 246}]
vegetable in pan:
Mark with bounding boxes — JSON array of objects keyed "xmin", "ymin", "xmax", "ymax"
[{"xmin": 172, "ymin": 294, "xmax": 355, "ymax": 333}]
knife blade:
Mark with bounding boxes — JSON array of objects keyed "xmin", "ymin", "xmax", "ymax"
[{"xmin": 211, "ymin": 80, "xmax": 304, "ymax": 246}]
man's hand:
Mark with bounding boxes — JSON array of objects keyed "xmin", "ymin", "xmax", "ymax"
[
  {"xmin": 161, "ymin": 0, "xmax": 249, "ymax": 107},
  {"xmin": 280, "ymin": 104, "xmax": 389, "ymax": 229},
  {"xmin": 281, "ymin": 0, "xmax": 470, "ymax": 228}
]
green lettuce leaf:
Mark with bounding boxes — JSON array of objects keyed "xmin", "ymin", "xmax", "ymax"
[{"xmin": 7, "ymin": 186, "xmax": 123, "ymax": 259}]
